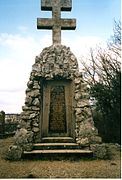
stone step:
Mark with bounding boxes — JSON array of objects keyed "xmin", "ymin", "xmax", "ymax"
[
  {"xmin": 41, "ymin": 137, "xmax": 74, "ymax": 143},
  {"xmin": 24, "ymin": 149, "xmax": 93, "ymax": 155},
  {"xmin": 33, "ymin": 143, "xmax": 80, "ymax": 150}
]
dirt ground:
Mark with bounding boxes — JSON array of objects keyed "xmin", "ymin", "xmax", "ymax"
[{"xmin": 0, "ymin": 137, "xmax": 121, "ymax": 178}]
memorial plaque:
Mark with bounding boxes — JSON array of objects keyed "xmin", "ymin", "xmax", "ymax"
[
  {"xmin": 49, "ymin": 85, "xmax": 67, "ymax": 133},
  {"xmin": 42, "ymin": 80, "xmax": 73, "ymax": 138}
]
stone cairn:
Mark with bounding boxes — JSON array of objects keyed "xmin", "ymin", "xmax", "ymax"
[{"xmin": 7, "ymin": 0, "xmax": 107, "ymax": 160}]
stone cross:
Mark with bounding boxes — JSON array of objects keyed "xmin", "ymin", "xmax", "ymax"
[{"xmin": 37, "ymin": 0, "xmax": 76, "ymax": 44}]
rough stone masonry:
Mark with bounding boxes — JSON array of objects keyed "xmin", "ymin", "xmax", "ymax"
[{"xmin": 6, "ymin": 0, "xmax": 107, "ymax": 160}]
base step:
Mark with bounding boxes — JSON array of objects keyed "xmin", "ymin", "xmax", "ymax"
[{"xmin": 24, "ymin": 149, "xmax": 93, "ymax": 154}]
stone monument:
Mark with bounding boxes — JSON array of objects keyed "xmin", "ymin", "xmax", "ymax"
[{"xmin": 7, "ymin": 0, "xmax": 107, "ymax": 160}]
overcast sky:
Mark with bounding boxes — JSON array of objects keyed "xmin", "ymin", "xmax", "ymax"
[{"xmin": 0, "ymin": 0, "xmax": 121, "ymax": 113}]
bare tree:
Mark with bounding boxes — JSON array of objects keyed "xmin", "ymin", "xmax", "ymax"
[
  {"xmin": 81, "ymin": 47, "xmax": 120, "ymax": 87},
  {"xmin": 80, "ymin": 21, "xmax": 121, "ymax": 143}
]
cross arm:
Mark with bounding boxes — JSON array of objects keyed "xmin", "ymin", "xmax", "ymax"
[
  {"xmin": 37, "ymin": 18, "xmax": 76, "ymax": 30},
  {"xmin": 37, "ymin": 18, "xmax": 53, "ymax": 29},
  {"xmin": 61, "ymin": 19, "xmax": 76, "ymax": 30}
]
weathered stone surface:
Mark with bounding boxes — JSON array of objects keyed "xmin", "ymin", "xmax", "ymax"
[
  {"xmin": 82, "ymin": 107, "xmax": 93, "ymax": 117},
  {"xmin": 29, "ymin": 113, "xmax": 38, "ymax": 119},
  {"xmin": 75, "ymin": 92, "xmax": 82, "ymax": 100},
  {"xmin": 27, "ymin": 90, "xmax": 40, "ymax": 98},
  {"xmin": 25, "ymin": 96, "xmax": 33, "ymax": 106},
  {"xmin": 33, "ymin": 82, "xmax": 40, "ymax": 89},
  {"xmin": 77, "ymin": 100, "xmax": 89, "ymax": 107},
  {"xmin": 75, "ymin": 108, "xmax": 82, "ymax": 115},
  {"xmin": 33, "ymin": 122, "xmax": 38, "ymax": 127},
  {"xmin": 74, "ymin": 78, "xmax": 81, "ymax": 84},
  {"xmin": 76, "ymin": 137, "xmax": 89, "ymax": 146},
  {"xmin": 15, "ymin": 128, "xmax": 28, "ymax": 144},
  {"xmin": 6, "ymin": 145, "xmax": 23, "ymax": 160},
  {"xmin": 23, "ymin": 143, "xmax": 33, "ymax": 151},
  {"xmin": 32, "ymin": 127, "xmax": 40, "ymax": 133},
  {"xmin": 79, "ymin": 122, "xmax": 95, "ymax": 136},
  {"xmin": 32, "ymin": 98, "xmax": 40, "ymax": 106},
  {"xmin": 22, "ymin": 106, "xmax": 40, "ymax": 111},
  {"xmin": 89, "ymin": 136, "xmax": 102, "ymax": 144},
  {"xmin": 27, "ymin": 81, "xmax": 33, "ymax": 88},
  {"xmin": 20, "ymin": 112, "xmax": 30, "ymax": 120},
  {"xmin": 14, "ymin": 128, "xmax": 33, "ymax": 151},
  {"xmin": 90, "ymin": 144, "xmax": 107, "ymax": 159}
]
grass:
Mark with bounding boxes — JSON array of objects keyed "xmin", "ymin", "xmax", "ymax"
[{"xmin": 0, "ymin": 137, "xmax": 121, "ymax": 178}]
